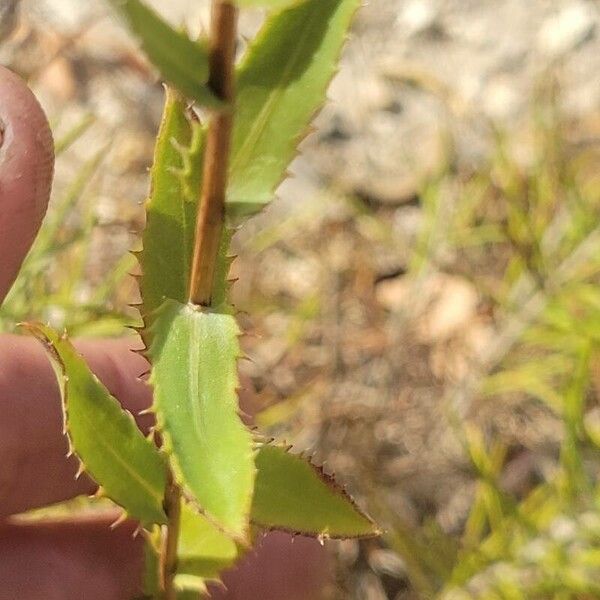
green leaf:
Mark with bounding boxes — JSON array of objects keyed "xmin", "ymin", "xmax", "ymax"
[
  {"xmin": 149, "ymin": 299, "xmax": 255, "ymax": 539},
  {"xmin": 138, "ymin": 90, "xmax": 203, "ymax": 322},
  {"xmin": 108, "ymin": 0, "xmax": 221, "ymax": 107},
  {"xmin": 140, "ymin": 501, "xmax": 239, "ymax": 595},
  {"xmin": 252, "ymin": 445, "xmax": 379, "ymax": 538},
  {"xmin": 138, "ymin": 90, "xmax": 235, "ymax": 325},
  {"xmin": 227, "ymin": 0, "xmax": 359, "ymax": 217},
  {"xmin": 25, "ymin": 324, "xmax": 167, "ymax": 527},
  {"xmin": 176, "ymin": 502, "xmax": 239, "ymax": 591}
]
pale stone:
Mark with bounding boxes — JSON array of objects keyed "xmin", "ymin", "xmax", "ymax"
[
  {"xmin": 399, "ymin": 0, "xmax": 439, "ymax": 36},
  {"xmin": 538, "ymin": 2, "xmax": 596, "ymax": 57}
]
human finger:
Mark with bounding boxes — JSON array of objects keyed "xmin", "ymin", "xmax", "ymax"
[
  {"xmin": 0, "ymin": 65, "xmax": 54, "ymax": 304},
  {"xmin": 0, "ymin": 518, "xmax": 331, "ymax": 600},
  {"xmin": 212, "ymin": 531, "xmax": 331, "ymax": 600},
  {"xmin": 0, "ymin": 334, "xmax": 152, "ymax": 517},
  {"xmin": 0, "ymin": 514, "xmax": 143, "ymax": 600}
]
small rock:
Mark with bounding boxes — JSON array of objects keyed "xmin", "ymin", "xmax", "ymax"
[
  {"xmin": 357, "ymin": 572, "xmax": 388, "ymax": 600},
  {"xmin": 362, "ymin": 76, "xmax": 396, "ymax": 113},
  {"xmin": 375, "ymin": 276, "xmax": 411, "ymax": 311},
  {"xmin": 337, "ymin": 539, "xmax": 360, "ymax": 567},
  {"xmin": 420, "ymin": 274, "xmax": 479, "ymax": 342},
  {"xmin": 538, "ymin": 2, "xmax": 596, "ymax": 57},
  {"xmin": 34, "ymin": 0, "xmax": 98, "ymax": 34},
  {"xmin": 483, "ymin": 76, "xmax": 521, "ymax": 120},
  {"xmin": 393, "ymin": 206, "xmax": 423, "ymax": 239},
  {"xmin": 37, "ymin": 57, "xmax": 77, "ymax": 103},
  {"xmin": 549, "ymin": 516, "xmax": 577, "ymax": 543},
  {"xmin": 368, "ymin": 549, "xmax": 406, "ymax": 578},
  {"xmin": 376, "ymin": 273, "xmax": 479, "ymax": 343},
  {"xmin": 398, "ymin": 0, "xmax": 439, "ymax": 37}
]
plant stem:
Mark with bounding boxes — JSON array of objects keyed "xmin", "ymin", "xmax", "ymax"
[
  {"xmin": 163, "ymin": 4, "xmax": 238, "ymax": 587},
  {"xmin": 189, "ymin": 0, "xmax": 238, "ymax": 306},
  {"xmin": 161, "ymin": 470, "xmax": 182, "ymax": 600}
]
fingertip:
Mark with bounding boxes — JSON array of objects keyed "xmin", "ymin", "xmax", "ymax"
[
  {"xmin": 0, "ymin": 65, "xmax": 54, "ymax": 303},
  {"xmin": 0, "ymin": 335, "xmax": 150, "ymax": 517}
]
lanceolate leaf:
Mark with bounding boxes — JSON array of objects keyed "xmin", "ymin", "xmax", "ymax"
[
  {"xmin": 108, "ymin": 0, "xmax": 221, "ymax": 107},
  {"xmin": 26, "ymin": 324, "xmax": 167, "ymax": 527},
  {"xmin": 138, "ymin": 90, "xmax": 203, "ymax": 323},
  {"xmin": 139, "ymin": 91, "xmax": 235, "ymax": 326},
  {"xmin": 149, "ymin": 300, "xmax": 255, "ymax": 539},
  {"xmin": 252, "ymin": 445, "xmax": 379, "ymax": 538},
  {"xmin": 227, "ymin": 0, "xmax": 359, "ymax": 217}
]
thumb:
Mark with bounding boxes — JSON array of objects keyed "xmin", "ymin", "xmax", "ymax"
[{"xmin": 0, "ymin": 65, "xmax": 54, "ymax": 304}]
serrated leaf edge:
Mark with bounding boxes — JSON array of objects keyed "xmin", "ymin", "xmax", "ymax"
[
  {"xmin": 146, "ymin": 302, "xmax": 256, "ymax": 544},
  {"xmin": 252, "ymin": 440, "xmax": 381, "ymax": 539},
  {"xmin": 22, "ymin": 322, "xmax": 168, "ymax": 527},
  {"xmin": 226, "ymin": 0, "xmax": 360, "ymax": 220}
]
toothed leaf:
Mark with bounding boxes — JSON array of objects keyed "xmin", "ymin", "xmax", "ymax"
[
  {"xmin": 108, "ymin": 0, "xmax": 221, "ymax": 107},
  {"xmin": 149, "ymin": 300, "xmax": 255, "ymax": 538},
  {"xmin": 227, "ymin": 0, "xmax": 359, "ymax": 217},
  {"xmin": 175, "ymin": 501, "xmax": 239, "ymax": 591},
  {"xmin": 139, "ymin": 91, "xmax": 234, "ymax": 324},
  {"xmin": 252, "ymin": 445, "xmax": 378, "ymax": 538},
  {"xmin": 139, "ymin": 91, "xmax": 203, "ymax": 322},
  {"xmin": 27, "ymin": 324, "xmax": 167, "ymax": 527}
]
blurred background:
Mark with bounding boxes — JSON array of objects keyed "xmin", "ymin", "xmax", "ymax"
[{"xmin": 3, "ymin": 0, "xmax": 600, "ymax": 598}]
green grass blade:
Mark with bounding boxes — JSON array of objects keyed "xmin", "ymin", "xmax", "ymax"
[
  {"xmin": 54, "ymin": 113, "xmax": 95, "ymax": 156},
  {"xmin": 227, "ymin": 0, "xmax": 359, "ymax": 218},
  {"xmin": 25, "ymin": 324, "xmax": 167, "ymax": 527},
  {"xmin": 252, "ymin": 445, "xmax": 379, "ymax": 538},
  {"xmin": 149, "ymin": 299, "xmax": 255, "ymax": 540},
  {"xmin": 26, "ymin": 148, "xmax": 106, "ymax": 267},
  {"xmin": 108, "ymin": 0, "xmax": 221, "ymax": 107}
]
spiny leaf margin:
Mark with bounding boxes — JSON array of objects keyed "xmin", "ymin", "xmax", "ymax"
[
  {"xmin": 24, "ymin": 323, "xmax": 167, "ymax": 527},
  {"xmin": 252, "ymin": 443, "xmax": 379, "ymax": 539},
  {"xmin": 137, "ymin": 90, "xmax": 203, "ymax": 328},
  {"xmin": 227, "ymin": 0, "xmax": 360, "ymax": 218},
  {"xmin": 148, "ymin": 299, "xmax": 256, "ymax": 540},
  {"xmin": 137, "ymin": 90, "xmax": 235, "ymax": 329}
]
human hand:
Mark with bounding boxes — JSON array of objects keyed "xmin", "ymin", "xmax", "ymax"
[{"xmin": 0, "ymin": 65, "xmax": 329, "ymax": 600}]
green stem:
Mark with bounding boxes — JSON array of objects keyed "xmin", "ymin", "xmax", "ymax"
[
  {"xmin": 161, "ymin": 471, "xmax": 182, "ymax": 599},
  {"xmin": 163, "ymin": 1, "xmax": 238, "ymax": 590}
]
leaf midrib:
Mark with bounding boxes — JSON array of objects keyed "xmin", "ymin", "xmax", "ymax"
[
  {"xmin": 71, "ymin": 381, "xmax": 165, "ymax": 508},
  {"xmin": 229, "ymin": 6, "xmax": 321, "ymax": 190}
]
